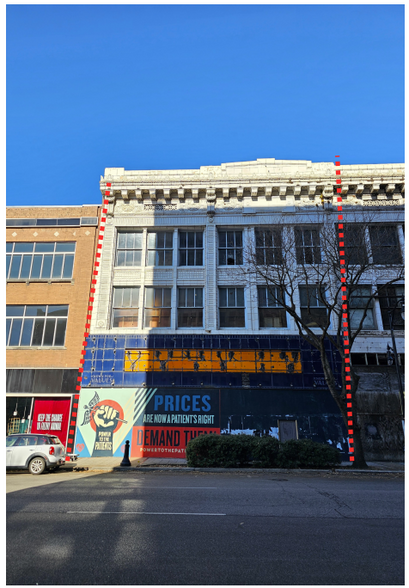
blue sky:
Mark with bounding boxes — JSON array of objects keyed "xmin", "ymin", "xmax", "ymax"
[{"xmin": 7, "ymin": 4, "xmax": 404, "ymax": 207}]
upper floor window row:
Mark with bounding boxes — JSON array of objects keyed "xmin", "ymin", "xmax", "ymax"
[
  {"xmin": 112, "ymin": 286, "xmax": 201, "ymax": 329},
  {"xmin": 109, "ymin": 283, "xmax": 403, "ymax": 331},
  {"xmin": 114, "ymin": 225, "xmax": 404, "ymax": 269},
  {"xmin": 116, "ymin": 231, "xmax": 204, "ymax": 268},
  {"xmin": 6, "ymin": 305, "xmax": 69, "ymax": 347},
  {"xmin": 6, "ymin": 217, "xmax": 98, "ymax": 227},
  {"xmin": 6, "ymin": 242, "xmax": 76, "ymax": 280},
  {"xmin": 116, "ymin": 229, "xmax": 243, "ymax": 268},
  {"xmin": 256, "ymin": 225, "xmax": 403, "ymax": 267}
]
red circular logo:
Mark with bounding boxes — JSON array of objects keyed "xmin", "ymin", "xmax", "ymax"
[{"xmin": 90, "ymin": 400, "xmax": 124, "ymax": 434}]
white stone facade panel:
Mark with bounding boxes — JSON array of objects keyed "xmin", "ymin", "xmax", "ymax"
[{"xmin": 91, "ymin": 159, "xmax": 404, "ymax": 347}]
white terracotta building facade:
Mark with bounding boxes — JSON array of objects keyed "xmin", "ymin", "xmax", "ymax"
[{"xmin": 74, "ymin": 159, "xmax": 404, "ymax": 461}]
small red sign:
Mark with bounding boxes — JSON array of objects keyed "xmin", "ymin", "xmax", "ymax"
[{"xmin": 30, "ymin": 398, "xmax": 71, "ymax": 447}]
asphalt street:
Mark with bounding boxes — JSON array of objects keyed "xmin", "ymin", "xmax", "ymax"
[{"xmin": 6, "ymin": 469, "xmax": 404, "ymax": 585}]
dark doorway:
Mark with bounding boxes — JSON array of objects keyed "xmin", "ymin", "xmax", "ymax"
[{"xmin": 279, "ymin": 419, "xmax": 298, "ymax": 441}]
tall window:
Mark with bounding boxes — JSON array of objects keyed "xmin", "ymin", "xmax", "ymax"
[
  {"xmin": 218, "ymin": 230, "xmax": 243, "ymax": 266},
  {"xmin": 6, "ymin": 305, "xmax": 68, "ymax": 347},
  {"xmin": 219, "ymin": 287, "xmax": 245, "ymax": 327},
  {"xmin": 342, "ymin": 225, "xmax": 368, "ymax": 265},
  {"xmin": 378, "ymin": 285, "xmax": 404, "ymax": 330},
  {"xmin": 178, "ymin": 288, "xmax": 203, "ymax": 327},
  {"xmin": 255, "ymin": 228, "xmax": 283, "ymax": 265},
  {"xmin": 258, "ymin": 286, "xmax": 287, "ymax": 328},
  {"xmin": 144, "ymin": 287, "xmax": 172, "ymax": 328},
  {"xmin": 349, "ymin": 286, "xmax": 376, "ymax": 330},
  {"xmin": 295, "ymin": 228, "xmax": 321, "ymax": 264},
  {"xmin": 112, "ymin": 287, "xmax": 140, "ymax": 327},
  {"xmin": 179, "ymin": 231, "xmax": 203, "ymax": 266},
  {"xmin": 369, "ymin": 226, "xmax": 402, "ymax": 264},
  {"xmin": 6, "ymin": 243, "xmax": 75, "ymax": 280},
  {"xmin": 147, "ymin": 232, "xmax": 173, "ymax": 266},
  {"xmin": 299, "ymin": 286, "xmax": 327, "ymax": 328},
  {"xmin": 116, "ymin": 232, "xmax": 142, "ymax": 266}
]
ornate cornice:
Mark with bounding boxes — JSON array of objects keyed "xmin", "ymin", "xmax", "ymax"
[{"xmin": 100, "ymin": 159, "xmax": 405, "ymax": 207}]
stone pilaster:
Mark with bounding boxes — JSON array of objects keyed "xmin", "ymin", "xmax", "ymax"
[{"xmin": 205, "ymin": 224, "xmax": 217, "ymax": 331}]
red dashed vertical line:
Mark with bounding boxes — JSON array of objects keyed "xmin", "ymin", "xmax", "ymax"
[
  {"xmin": 336, "ymin": 157, "xmax": 354, "ymax": 463},
  {"xmin": 65, "ymin": 185, "xmax": 111, "ymax": 459}
]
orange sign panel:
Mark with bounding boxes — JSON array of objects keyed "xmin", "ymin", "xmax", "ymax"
[{"xmin": 124, "ymin": 349, "xmax": 301, "ymax": 374}]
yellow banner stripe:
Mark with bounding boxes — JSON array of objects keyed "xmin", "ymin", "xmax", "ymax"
[{"xmin": 124, "ymin": 349, "xmax": 301, "ymax": 374}]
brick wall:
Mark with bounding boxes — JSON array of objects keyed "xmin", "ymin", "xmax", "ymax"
[
  {"xmin": 6, "ymin": 205, "xmax": 98, "ymax": 218},
  {"xmin": 6, "ymin": 205, "xmax": 100, "ymax": 369}
]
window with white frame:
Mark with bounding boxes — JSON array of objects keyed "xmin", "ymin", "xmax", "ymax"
[
  {"xmin": 258, "ymin": 286, "xmax": 287, "ymax": 328},
  {"xmin": 255, "ymin": 228, "xmax": 283, "ymax": 265},
  {"xmin": 6, "ymin": 305, "xmax": 68, "ymax": 347},
  {"xmin": 6, "ymin": 242, "xmax": 75, "ymax": 280},
  {"xmin": 115, "ymin": 232, "xmax": 143, "ymax": 266},
  {"xmin": 219, "ymin": 287, "xmax": 245, "ymax": 327},
  {"xmin": 179, "ymin": 231, "xmax": 203, "ymax": 266},
  {"xmin": 295, "ymin": 228, "xmax": 321, "ymax": 264},
  {"xmin": 299, "ymin": 286, "xmax": 327, "ymax": 328},
  {"xmin": 369, "ymin": 226, "xmax": 402, "ymax": 265},
  {"xmin": 147, "ymin": 232, "xmax": 173, "ymax": 266},
  {"xmin": 178, "ymin": 288, "xmax": 203, "ymax": 327},
  {"xmin": 349, "ymin": 286, "xmax": 377, "ymax": 330},
  {"xmin": 378, "ymin": 284, "xmax": 404, "ymax": 330},
  {"xmin": 218, "ymin": 230, "xmax": 243, "ymax": 266},
  {"xmin": 112, "ymin": 287, "xmax": 140, "ymax": 327},
  {"xmin": 144, "ymin": 287, "xmax": 172, "ymax": 328}
]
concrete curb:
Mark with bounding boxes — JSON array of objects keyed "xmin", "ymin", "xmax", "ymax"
[{"xmin": 71, "ymin": 465, "xmax": 404, "ymax": 475}]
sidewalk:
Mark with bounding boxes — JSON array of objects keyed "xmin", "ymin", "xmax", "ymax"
[
  {"xmin": 69, "ymin": 457, "xmax": 187, "ymax": 471},
  {"xmin": 64, "ymin": 456, "xmax": 404, "ymax": 474}
]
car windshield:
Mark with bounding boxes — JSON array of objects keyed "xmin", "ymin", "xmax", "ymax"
[{"xmin": 6, "ymin": 436, "xmax": 18, "ymax": 447}]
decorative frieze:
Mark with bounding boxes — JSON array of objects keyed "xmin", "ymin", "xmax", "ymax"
[
  {"xmin": 144, "ymin": 204, "xmax": 177, "ymax": 211},
  {"xmin": 100, "ymin": 160, "xmax": 404, "ymax": 212}
]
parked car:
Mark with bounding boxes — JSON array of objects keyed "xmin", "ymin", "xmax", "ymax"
[{"xmin": 6, "ymin": 433, "xmax": 66, "ymax": 474}]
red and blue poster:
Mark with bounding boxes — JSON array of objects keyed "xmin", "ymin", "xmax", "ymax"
[{"xmin": 75, "ymin": 388, "xmax": 220, "ymax": 458}]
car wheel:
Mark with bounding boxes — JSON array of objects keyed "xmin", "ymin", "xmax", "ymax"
[{"xmin": 29, "ymin": 457, "xmax": 46, "ymax": 475}]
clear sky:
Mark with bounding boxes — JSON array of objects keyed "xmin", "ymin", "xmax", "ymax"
[{"xmin": 7, "ymin": 4, "xmax": 404, "ymax": 207}]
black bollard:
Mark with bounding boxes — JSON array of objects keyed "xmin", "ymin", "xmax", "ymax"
[{"xmin": 120, "ymin": 440, "xmax": 131, "ymax": 467}]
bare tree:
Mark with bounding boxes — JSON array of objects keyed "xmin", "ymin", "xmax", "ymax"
[{"xmin": 243, "ymin": 209, "xmax": 404, "ymax": 468}]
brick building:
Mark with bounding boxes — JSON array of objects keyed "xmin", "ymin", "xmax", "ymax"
[
  {"xmin": 73, "ymin": 159, "xmax": 404, "ymax": 461},
  {"xmin": 6, "ymin": 205, "xmax": 100, "ymax": 452}
]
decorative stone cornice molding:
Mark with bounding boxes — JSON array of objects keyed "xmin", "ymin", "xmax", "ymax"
[{"xmin": 100, "ymin": 159, "xmax": 405, "ymax": 208}]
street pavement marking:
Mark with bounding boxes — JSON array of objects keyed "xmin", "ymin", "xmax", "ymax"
[
  {"xmin": 67, "ymin": 511, "xmax": 226, "ymax": 516},
  {"xmin": 116, "ymin": 486, "xmax": 218, "ymax": 489}
]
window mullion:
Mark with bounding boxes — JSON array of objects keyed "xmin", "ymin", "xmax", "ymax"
[
  {"xmin": 29, "ymin": 316, "xmax": 35, "ymax": 345},
  {"xmin": 39, "ymin": 254, "xmax": 44, "ymax": 278},
  {"xmin": 41, "ymin": 307, "xmax": 47, "ymax": 346},
  {"xmin": 7, "ymin": 318, "xmax": 12, "ymax": 345},
  {"xmin": 50, "ymin": 252, "xmax": 56, "ymax": 278},
  {"xmin": 52, "ymin": 315, "xmax": 57, "ymax": 346},
  {"xmin": 18, "ymin": 309, "xmax": 25, "ymax": 345},
  {"xmin": 28, "ymin": 253, "xmax": 34, "ymax": 279}
]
